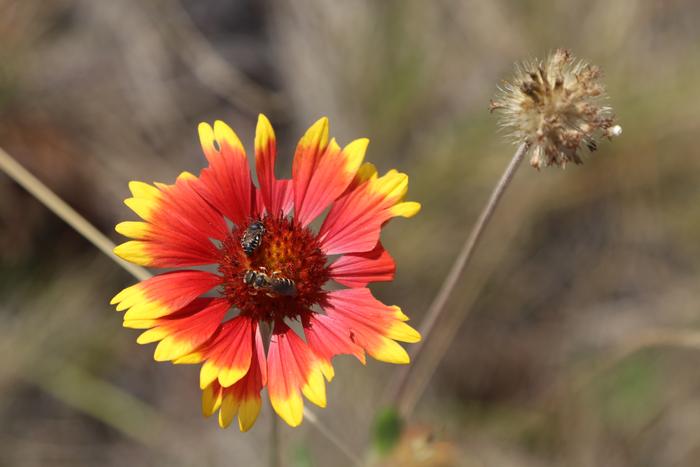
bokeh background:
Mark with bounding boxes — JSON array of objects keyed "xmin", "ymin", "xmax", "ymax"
[{"xmin": 2, "ymin": 0, "xmax": 700, "ymax": 466}]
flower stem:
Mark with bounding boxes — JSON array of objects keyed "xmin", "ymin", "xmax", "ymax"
[
  {"xmin": 270, "ymin": 413, "xmax": 281, "ymax": 467},
  {"xmin": 391, "ymin": 141, "xmax": 530, "ymax": 417},
  {"xmin": 0, "ymin": 146, "xmax": 360, "ymax": 465},
  {"xmin": 0, "ymin": 147, "xmax": 151, "ymax": 282}
]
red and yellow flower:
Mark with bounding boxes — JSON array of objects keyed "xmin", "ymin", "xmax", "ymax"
[{"xmin": 112, "ymin": 115, "xmax": 421, "ymax": 431}]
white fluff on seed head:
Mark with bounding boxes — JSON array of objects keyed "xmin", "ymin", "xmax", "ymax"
[
  {"xmin": 608, "ymin": 125, "xmax": 623, "ymax": 137},
  {"xmin": 490, "ymin": 49, "xmax": 621, "ymax": 169}
]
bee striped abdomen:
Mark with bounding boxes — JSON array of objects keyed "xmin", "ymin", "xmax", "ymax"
[{"xmin": 270, "ymin": 276, "xmax": 297, "ymax": 297}]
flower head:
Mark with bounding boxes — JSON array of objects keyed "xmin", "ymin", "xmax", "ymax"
[
  {"xmin": 111, "ymin": 115, "xmax": 421, "ymax": 430},
  {"xmin": 490, "ymin": 48, "xmax": 622, "ymax": 169}
]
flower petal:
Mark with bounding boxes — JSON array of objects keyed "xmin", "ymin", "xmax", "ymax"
[
  {"xmin": 323, "ymin": 288, "xmax": 420, "ymax": 365},
  {"xmin": 329, "ymin": 242, "xmax": 396, "ymax": 288},
  {"xmin": 204, "ymin": 326, "xmax": 266, "ymax": 431},
  {"xmin": 304, "ymin": 314, "xmax": 366, "ymax": 374},
  {"xmin": 254, "ymin": 114, "xmax": 292, "ymax": 217},
  {"xmin": 293, "ymin": 133, "xmax": 367, "ymax": 227},
  {"xmin": 292, "ymin": 117, "xmax": 335, "ymax": 226},
  {"xmin": 267, "ymin": 324, "xmax": 327, "ymax": 427},
  {"xmin": 111, "ymin": 270, "xmax": 222, "ymax": 323},
  {"xmin": 318, "ymin": 164, "xmax": 420, "ymax": 255},
  {"xmin": 114, "ymin": 173, "xmax": 227, "ymax": 267},
  {"xmin": 202, "ymin": 380, "xmax": 224, "ymax": 417},
  {"xmin": 136, "ymin": 297, "xmax": 229, "ymax": 362},
  {"xmin": 196, "ymin": 121, "xmax": 255, "ymax": 227},
  {"xmin": 276, "ymin": 179, "xmax": 293, "ymax": 216},
  {"xmin": 188, "ymin": 316, "xmax": 256, "ymax": 389}
]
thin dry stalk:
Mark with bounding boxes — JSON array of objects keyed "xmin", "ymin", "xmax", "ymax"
[
  {"xmin": 0, "ymin": 147, "xmax": 151, "ymax": 281},
  {"xmin": 154, "ymin": 0, "xmax": 285, "ymax": 114},
  {"xmin": 270, "ymin": 414, "xmax": 281, "ymax": 467},
  {"xmin": 304, "ymin": 408, "xmax": 363, "ymax": 466},
  {"xmin": 391, "ymin": 141, "xmax": 530, "ymax": 417},
  {"xmin": 0, "ymin": 146, "xmax": 360, "ymax": 466}
]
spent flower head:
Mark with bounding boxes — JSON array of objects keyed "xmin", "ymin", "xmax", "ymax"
[
  {"xmin": 111, "ymin": 115, "xmax": 421, "ymax": 431},
  {"xmin": 490, "ymin": 48, "xmax": 622, "ymax": 169}
]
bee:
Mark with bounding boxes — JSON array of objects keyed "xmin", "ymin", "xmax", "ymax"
[
  {"xmin": 242, "ymin": 269, "xmax": 271, "ymax": 291},
  {"xmin": 268, "ymin": 274, "xmax": 296, "ymax": 297},
  {"xmin": 242, "ymin": 268, "xmax": 296, "ymax": 297},
  {"xmin": 240, "ymin": 220, "xmax": 265, "ymax": 255}
]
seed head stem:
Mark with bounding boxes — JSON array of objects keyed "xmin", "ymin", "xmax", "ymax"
[{"xmin": 391, "ymin": 141, "xmax": 530, "ymax": 417}]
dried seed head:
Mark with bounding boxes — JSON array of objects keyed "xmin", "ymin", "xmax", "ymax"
[{"xmin": 490, "ymin": 49, "xmax": 622, "ymax": 169}]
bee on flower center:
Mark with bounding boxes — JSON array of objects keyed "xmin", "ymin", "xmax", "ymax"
[
  {"xmin": 240, "ymin": 220, "xmax": 265, "ymax": 256},
  {"xmin": 242, "ymin": 268, "xmax": 297, "ymax": 297}
]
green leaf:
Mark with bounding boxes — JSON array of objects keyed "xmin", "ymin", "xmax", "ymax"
[
  {"xmin": 373, "ymin": 407, "xmax": 404, "ymax": 455},
  {"xmin": 291, "ymin": 442, "xmax": 313, "ymax": 467}
]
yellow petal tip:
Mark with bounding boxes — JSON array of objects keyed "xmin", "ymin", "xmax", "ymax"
[
  {"xmin": 255, "ymin": 114, "xmax": 276, "ymax": 151},
  {"xmin": 113, "ymin": 241, "xmax": 152, "ymax": 266},
  {"xmin": 300, "ymin": 117, "xmax": 330, "ymax": 151},
  {"xmin": 392, "ymin": 201, "xmax": 421, "ymax": 218},
  {"xmin": 177, "ymin": 171, "xmax": 197, "ymax": 182},
  {"xmin": 213, "ymin": 120, "xmax": 244, "ymax": 153},
  {"xmin": 271, "ymin": 394, "xmax": 304, "ymax": 427}
]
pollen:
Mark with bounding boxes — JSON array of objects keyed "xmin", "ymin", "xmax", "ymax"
[
  {"xmin": 218, "ymin": 216, "xmax": 330, "ymax": 322},
  {"xmin": 490, "ymin": 48, "xmax": 621, "ymax": 169}
]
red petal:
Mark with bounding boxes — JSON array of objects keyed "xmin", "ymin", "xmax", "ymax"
[
  {"xmin": 267, "ymin": 324, "xmax": 327, "ymax": 426},
  {"xmin": 208, "ymin": 327, "xmax": 267, "ymax": 431},
  {"xmin": 292, "ymin": 117, "xmax": 329, "ymax": 227},
  {"xmin": 197, "ymin": 121, "xmax": 255, "ymax": 227},
  {"xmin": 195, "ymin": 316, "xmax": 256, "ymax": 389},
  {"xmin": 154, "ymin": 174, "xmax": 229, "ymax": 241},
  {"xmin": 318, "ymin": 168, "xmax": 419, "ymax": 255},
  {"xmin": 304, "ymin": 314, "xmax": 365, "ymax": 365},
  {"xmin": 293, "ymin": 137, "xmax": 367, "ymax": 227},
  {"xmin": 136, "ymin": 297, "xmax": 229, "ymax": 361},
  {"xmin": 111, "ymin": 270, "xmax": 222, "ymax": 322},
  {"xmin": 329, "ymin": 242, "xmax": 396, "ymax": 288},
  {"xmin": 115, "ymin": 174, "xmax": 227, "ymax": 267},
  {"xmin": 254, "ymin": 114, "xmax": 291, "ymax": 217},
  {"xmin": 323, "ymin": 288, "xmax": 420, "ymax": 364},
  {"xmin": 275, "ymin": 179, "xmax": 293, "ymax": 216}
]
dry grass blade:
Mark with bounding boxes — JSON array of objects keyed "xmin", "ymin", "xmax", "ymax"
[
  {"xmin": 0, "ymin": 147, "xmax": 150, "ymax": 282},
  {"xmin": 152, "ymin": 0, "xmax": 285, "ymax": 114}
]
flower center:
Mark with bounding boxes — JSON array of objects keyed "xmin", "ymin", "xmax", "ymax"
[{"xmin": 218, "ymin": 216, "xmax": 329, "ymax": 322}]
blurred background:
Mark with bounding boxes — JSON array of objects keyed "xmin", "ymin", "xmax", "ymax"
[{"xmin": 1, "ymin": 0, "xmax": 700, "ymax": 466}]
